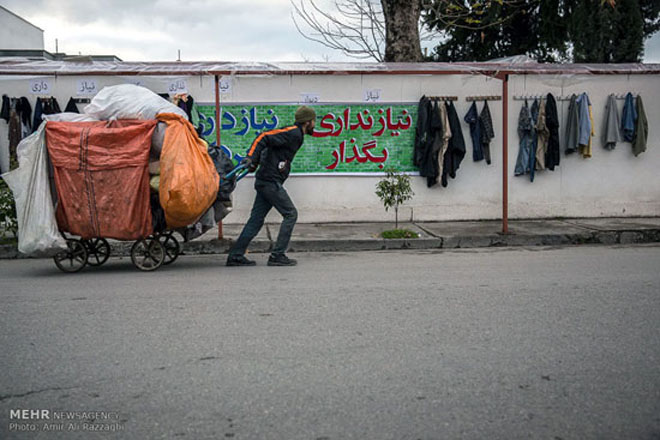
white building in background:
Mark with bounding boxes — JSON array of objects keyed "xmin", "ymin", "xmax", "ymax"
[{"xmin": 0, "ymin": 5, "xmax": 44, "ymax": 51}]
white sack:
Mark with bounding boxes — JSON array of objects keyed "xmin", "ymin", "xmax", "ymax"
[
  {"xmin": 1, "ymin": 113, "xmax": 99, "ymax": 255},
  {"xmin": 2, "ymin": 122, "xmax": 65, "ymax": 255},
  {"xmin": 84, "ymin": 84, "xmax": 187, "ymax": 121}
]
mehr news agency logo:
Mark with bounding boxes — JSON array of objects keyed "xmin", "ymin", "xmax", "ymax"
[{"xmin": 8, "ymin": 408, "xmax": 125, "ymax": 433}]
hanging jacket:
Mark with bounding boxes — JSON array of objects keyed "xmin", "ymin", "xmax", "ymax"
[
  {"xmin": 632, "ymin": 95, "xmax": 648, "ymax": 157},
  {"xmin": 529, "ymin": 99, "xmax": 539, "ymax": 181},
  {"xmin": 564, "ymin": 94, "xmax": 579, "ymax": 154},
  {"xmin": 425, "ymin": 101, "xmax": 443, "ymax": 187},
  {"xmin": 479, "ymin": 101, "xmax": 495, "ymax": 165},
  {"xmin": 414, "ymin": 96, "xmax": 432, "ymax": 168},
  {"xmin": 65, "ymin": 97, "xmax": 80, "ymax": 113},
  {"xmin": 535, "ymin": 98, "xmax": 548, "ymax": 171},
  {"xmin": 602, "ymin": 94, "xmax": 621, "ymax": 150},
  {"xmin": 45, "ymin": 97, "xmax": 61, "ymax": 114},
  {"xmin": 32, "ymin": 97, "xmax": 61, "ymax": 133},
  {"xmin": 185, "ymin": 96, "xmax": 195, "ymax": 122},
  {"xmin": 1, "ymin": 94, "xmax": 9, "ymax": 122},
  {"xmin": 32, "ymin": 97, "xmax": 43, "ymax": 132},
  {"xmin": 441, "ymin": 101, "xmax": 466, "ymax": 187},
  {"xmin": 514, "ymin": 100, "xmax": 534, "ymax": 178},
  {"xmin": 545, "ymin": 93, "xmax": 560, "ymax": 170},
  {"xmin": 586, "ymin": 100, "xmax": 595, "ymax": 158},
  {"xmin": 8, "ymin": 108, "xmax": 21, "ymax": 170},
  {"xmin": 435, "ymin": 102, "xmax": 451, "ymax": 185},
  {"xmin": 621, "ymin": 92, "xmax": 636, "ymax": 142},
  {"xmin": 576, "ymin": 93, "xmax": 593, "ymax": 158},
  {"xmin": 464, "ymin": 101, "xmax": 483, "ymax": 161}
]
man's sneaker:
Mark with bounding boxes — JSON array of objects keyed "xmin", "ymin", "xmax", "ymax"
[
  {"xmin": 267, "ymin": 254, "xmax": 297, "ymax": 266},
  {"xmin": 226, "ymin": 255, "xmax": 256, "ymax": 266}
]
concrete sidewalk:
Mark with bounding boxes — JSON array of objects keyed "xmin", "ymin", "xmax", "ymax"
[{"xmin": 1, "ymin": 217, "xmax": 660, "ymax": 259}]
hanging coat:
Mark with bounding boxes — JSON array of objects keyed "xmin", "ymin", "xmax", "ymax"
[
  {"xmin": 479, "ymin": 101, "xmax": 495, "ymax": 165},
  {"xmin": 545, "ymin": 93, "xmax": 560, "ymax": 171},
  {"xmin": 32, "ymin": 98, "xmax": 43, "ymax": 132},
  {"xmin": 564, "ymin": 94, "xmax": 579, "ymax": 154},
  {"xmin": 435, "ymin": 103, "xmax": 451, "ymax": 183},
  {"xmin": 632, "ymin": 95, "xmax": 648, "ymax": 157},
  {"xmin": 0, "ymin": 94, "xmax": 9, "ymax": 122},
  {"xmin": 514, "ymin": 100, "xmax": 534, "ymax": 177},
  {"xmin": 414, "ymin": 96, "xmax": 431, "ymax": 168},
  {"xmin": 602, "ymin": 94, "xmax": 621, "ymax": 150},
  {"xmin": 529, "ymin": 99, "xmax": 539, "ymax": 181},
  {"xmin": 8, "ymin": 108, "xmax": 21, "ymax": 170},
  {"xmin": 425, "ymin": 101, "xmax": 444, "ymax": 187},
  {"xmin": 535, "ymin": 98, "xmax": 548, "ymax": 171},
  {"xmin": 576, "ymin": 92, "xmax": 593, "ymax": 158},
  {"xmin": 621, "ymin": 92, "xmax": 636, "ymax": 142},
  {"xmin": 65, "ymin": 97, "xmax": 80, "ymax": 113},
  {"xmin": 441, "ymin": 101, "xmax": 466, "ymax": 187},
  {"xmin": 464, "ymin": 101, "xmax": 483, "ymax": 161}
]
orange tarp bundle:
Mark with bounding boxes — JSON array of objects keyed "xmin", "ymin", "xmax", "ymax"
[
  {"xmin": 46, "ymin": 120, "xmax": 157, "ymax": 240},
  {"xmin": 157, "ymin": 113, "xmax": 219, "ymax": 228}
]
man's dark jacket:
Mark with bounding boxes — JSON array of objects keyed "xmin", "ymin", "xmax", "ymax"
[{"xmin": 247, "ymin": 124, "xmax": 304, "ymax": 183}]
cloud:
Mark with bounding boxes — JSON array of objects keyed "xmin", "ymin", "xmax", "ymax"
[
  {"xmin": 644, "ymin": 33, "xmax": 660, "ymax": 63},
  {"xmin": 2, "ymin": 0, "xmax": 343, "ymax": 61}
]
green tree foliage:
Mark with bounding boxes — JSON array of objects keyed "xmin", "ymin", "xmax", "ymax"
[
  {"xmin": 424, "ymin": 0, "xmax": 660, "ymax": 63},
  {"xmin": 0, "ymin": 178, "xmax": 18, "ymax": 238},
  {"xmin": 375, "ymin": 168, "xmax": 414, "ymax": 229}
]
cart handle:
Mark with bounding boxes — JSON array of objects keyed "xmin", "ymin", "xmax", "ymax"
[{"xmin": 224, "ymin": 163, "xmax": 250, "ymax": 182}]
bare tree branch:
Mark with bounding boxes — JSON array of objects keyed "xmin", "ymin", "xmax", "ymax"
[{"xmin": 291, "ymin": 0, "xmax": 386, "ymax": 61}]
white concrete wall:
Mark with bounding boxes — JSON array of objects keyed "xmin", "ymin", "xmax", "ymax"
[
  {"xmin": 1, "ymin": 71, "xmax": 658, "ymax": 223},
  {"xmin": 0, "ymin": 8, "xmax": 44, "ymax": 50},
  {"xmin": 225, "ymin": 72, "xmax": 660, "ymax": 224},
  {"xmin": 507, "ymin": 74, "xmax": 660, "ymax": 219}
]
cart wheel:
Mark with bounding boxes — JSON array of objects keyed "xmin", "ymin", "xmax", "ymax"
[
  {"xmin": 159, "ymin": 233, "xmax": 180, "ymax": 265},
  {"xmin": 130, "ymin": 238, "xmax": 165, "ymax": 271},
  {"xmin": 53, "ymin": 239, "xmax": 88, "ymax": 273},
  {"xmin": 85, "ymin": 238, "xmax": 110, "ymax": 266}
]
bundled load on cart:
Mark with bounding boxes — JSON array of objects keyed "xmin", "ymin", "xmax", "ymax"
[{"xmin": 2, "ymin": 85, "xmax": 246, "ymax": 272}]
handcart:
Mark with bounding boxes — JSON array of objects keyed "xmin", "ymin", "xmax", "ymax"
[
  {"xmin": 52, "ymin": 164, "xmax": 248, "ymax": 273},
  {"xmin": 45, "ymin": 116, "xmax": 249, "ymax": 273}
]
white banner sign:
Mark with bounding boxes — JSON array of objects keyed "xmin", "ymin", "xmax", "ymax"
[
  {"xmin": 168, "ymin": 79, "xmax": 188, "ymax": 96},
  {"xmin": 363, "ymin": 88, "xmax": 382, "ymax": 103},
  {"xmin": 76, "ymin": 79, "xmax": 98, "ymax": 96},
  {"xmin": 300, "ymin": 93, "xmax": 320, "ymax": 104},
  {"xmin": 29, "ymin": 79, "xmax": 52, "ymax": 95},
  {"xmin": 219, "ymin": 78, "xmax": 232, "ymax": 94}
]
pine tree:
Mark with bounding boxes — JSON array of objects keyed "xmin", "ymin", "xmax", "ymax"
[{"xmin": 425, "ymin": 0, "xmax": 657, "ymax": 63}]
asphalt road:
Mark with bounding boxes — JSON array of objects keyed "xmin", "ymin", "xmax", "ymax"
[{"xmin": 1, "ymin": 245, "xmax": 660, "ymax": 440}]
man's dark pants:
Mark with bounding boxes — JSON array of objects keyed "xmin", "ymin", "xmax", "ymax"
[{"xmin": 229, "ymin": 179, "xmax": 298, "ymax": 257}]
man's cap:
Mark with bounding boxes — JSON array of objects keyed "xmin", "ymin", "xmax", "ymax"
[{"xmin": 295, "ymin": 106, "xmax": 316, "ymax": 123}]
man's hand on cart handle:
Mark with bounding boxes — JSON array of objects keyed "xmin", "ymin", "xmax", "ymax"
[{"xmin": 241, "ymin": 157, "xmax": 258, "ymax": 173}]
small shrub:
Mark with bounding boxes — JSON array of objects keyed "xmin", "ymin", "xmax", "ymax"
[
  {"xmin": 0, "ymin": 177, "xmax": 18, "ymax": 238},
  {"xmin": 375, "ymin": 167, "xmax": 414, "ymax": 229}
]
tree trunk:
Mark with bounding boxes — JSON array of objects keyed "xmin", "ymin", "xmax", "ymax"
[
  {"xmin": 394, "ymin": 206, "xmax": 399, "ymax": 229},
  {"xmin": 381, "ymin": 0, "xmax": 423, "ymax": 62}
]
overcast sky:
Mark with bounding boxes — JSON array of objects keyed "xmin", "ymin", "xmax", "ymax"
[{"xmin": 2, "ymin": 0, "xmax": 659, "ymax": 63}]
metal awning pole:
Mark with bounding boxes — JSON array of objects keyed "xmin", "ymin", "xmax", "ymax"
[
  {"xmin": 215, "ymin": 75, "xmax": 223, "ymax": 240},
  {"xmin": 502, "ymin": 73, "xmax": 509, "ymax": 234}
]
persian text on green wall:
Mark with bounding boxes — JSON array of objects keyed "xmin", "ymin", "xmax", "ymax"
[{"xmin": 196, "ymin": 103, "xmax": 417, "ymax": 174}]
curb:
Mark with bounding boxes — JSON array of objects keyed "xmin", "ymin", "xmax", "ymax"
[{"xmin": 1, "ymin": 229, "xmax": 659, "ymax": 260}]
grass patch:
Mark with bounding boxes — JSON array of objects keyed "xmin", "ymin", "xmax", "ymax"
[{"xmin": 381, "ymin": 229, "xmax": 419, "ymax": 239}]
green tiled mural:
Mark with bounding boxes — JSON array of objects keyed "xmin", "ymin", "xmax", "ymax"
[{"xmin": 196, "ymin": 103, "xmax": 417, "ymax": 174}]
